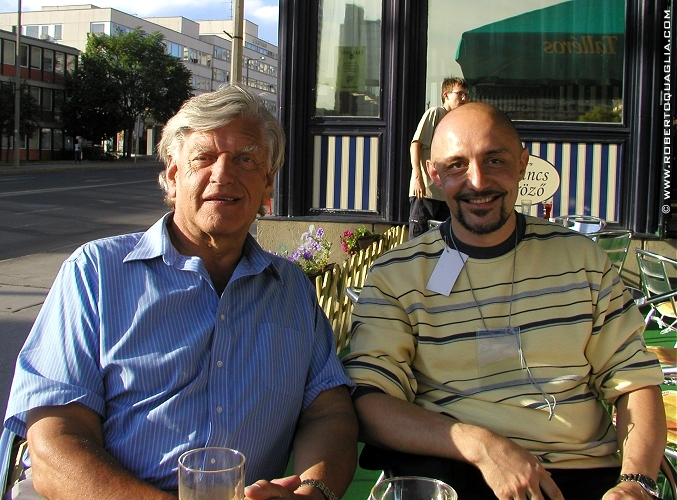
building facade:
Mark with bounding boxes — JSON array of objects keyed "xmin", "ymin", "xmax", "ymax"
[
  {"xmin": 0, "ymin": 29, "xmax": 79, "ymax": 161},
  {"xmin": 0, "ymin": 4, "xmax": 279, "ymax": 157},
  {"xmin": 276, "ymin": 0, "xmax": 676, "ymax": 239}
]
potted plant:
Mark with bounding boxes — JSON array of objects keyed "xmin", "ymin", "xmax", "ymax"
[
  {"xmin": 286, "ymin": 225, "xmax": 332, "ymax": 278},
  {"xmin": 340, "ymin": 225, "xmax": 378, "ymax": 255}
]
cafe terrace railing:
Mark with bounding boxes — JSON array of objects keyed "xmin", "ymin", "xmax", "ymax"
[{"xmin": 312, "ymin": 225, "xmax": 407, "ymax": 354}]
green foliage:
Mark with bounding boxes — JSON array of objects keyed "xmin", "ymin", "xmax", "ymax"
[
  {"xmin": 63, "ymin": 27, "xmax": 193, "ymax": 152},
  {"xmin": 63, "ymin": 54, "xmax": 122, "ymax": 141},
  {"xmin": 286, "ymin": 225, "xmax": 332, "ymax": 276},
  {"xmin": 340, "ymin": 225, "xmax": 373, "ymax": 254},
  {"xmin": 0, "ymin": 83, "xmax": 13, "ymax": 140},
  {"xmin": 578, "ymin": 106, "xmax": 621, "ymax": 123}
]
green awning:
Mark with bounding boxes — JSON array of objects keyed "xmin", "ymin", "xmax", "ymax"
[{"xmin": 455, "ymin": 0, "xmax": 625, "ymax": 86}]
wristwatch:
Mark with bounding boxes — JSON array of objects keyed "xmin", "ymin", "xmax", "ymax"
[
  {"xmin": 298, "ymin": 479, "xmax": 339, "ymax": 500},
  {"xmin": 618, "ymin": 473, "xmax": 660, "ymax": 498}
]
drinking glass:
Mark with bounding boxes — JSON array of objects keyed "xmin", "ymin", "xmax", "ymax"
[
  {"xmin": 521, "ymin": 199, "xmax": 532, "ymax": 215},
  {"xmin": 369, "ymin": 476, "xmax": 457, "ymax": 500},
  {"xmin": 541, "ymin": 198, "xmax": 553, "ymax": 219},
  {"xmin": 178, "ymin": 447, "xmax": 245, "ymax": 500}
]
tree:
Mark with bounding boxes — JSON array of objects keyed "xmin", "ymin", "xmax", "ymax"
[
  {"xmin": 0, "ymin": 81, "xmax": 40, "ymax": 162},
  {"xmin": 62, "ymin": 52, "xmax": 122, "ymax": 142},
  {"xmin": 63, "ymin": 27, "xmax": 193, "ymax": 156}
]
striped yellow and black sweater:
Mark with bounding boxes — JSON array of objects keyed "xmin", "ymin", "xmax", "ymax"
[{"xmin": 343, "ymin": 215, "xmax": 663, "ymax": 469}]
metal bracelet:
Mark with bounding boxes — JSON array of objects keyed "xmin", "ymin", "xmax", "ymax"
[{"xmin": 298, "ymin": 479, "xmax": 339, "ymax": 500}]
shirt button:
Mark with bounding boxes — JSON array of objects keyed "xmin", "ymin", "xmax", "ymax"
[
  {"xmin": 216, "ymin": 360, "xmax": 223, "ymax": 368},
  {"xmin": 216, "ymin": 406, "xmax": 223, "ymax": 413},
  {"xmin": 220, "ymin": 314, "xmax": 225, "ymax": 321}
]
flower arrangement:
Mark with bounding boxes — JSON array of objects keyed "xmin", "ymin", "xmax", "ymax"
[
  {"xmin": 287, "ymin": 225, "xmax": 332, "ymax": 276},
  {"xmin": 340, "ymin": 225, "xmax": 374, "ymax": 255}
]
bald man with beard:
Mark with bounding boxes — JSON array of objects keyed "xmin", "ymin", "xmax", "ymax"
[{"xmin": 344, "ymin": 103, "xmax": 665, "ymax": 500}]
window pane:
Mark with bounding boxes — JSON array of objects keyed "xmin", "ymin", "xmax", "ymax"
[
  {"xmin": 3, "ymin": 40, "xmax": 15, "ymax": 66},
  {"xmin": 20, "ymin": 44, "xmax": 27, "ymax": 67},
  {"xmin": 314, "ymin": 0, "xmax": 382, "ymax": 117},
  {"xmin": 55, "ymin": 52, "xmax": 64, "ymax": 74},
  {"xmin": 54, "ymin": 24, "xmax": 63, "ymax": 40},
  {"xmin": 90, "ymin": 23, "xmax": 105, "ymax": 34},
  {"xmin": 428, "ymin": 0, "xmax": 625, "ymax": 123},
  {"xmin": 43, "ymin": 49, "xmax": 54, "ymax": 73},
  {"xmin": 53, "ymin": 90, "xmax": 64, "ymax": 121},
  {"xmin": 30, "ymin": 86, "xmax": 40, "ymax": 104},
  {"xmin": 25, "ymin": 25, "xmax": 38, "ymax": 38},
  {"xmin": 66, "ymin": 54, "xmax": 77, "ymax": 73},
  {"xmin": 41, "ymin": 128, "xmax": 51, "ymax": 150},
  {"xmin": 30, "ymin": 46, "xmax": 41, "ymax": 69},
  {"xmin": 53, "ymin": 129, "xmax": 63, "ymax": 150},
  {"xmin": 42, "ymin": 88, "xmax": 52, "ymax": 110},
  {"xmin": 111, "ymin": 23, "xmax": 132, "ymax": 35},
  {"xmin": 166, "ymin": 41, "xmax": 182, "ymax": 58}
]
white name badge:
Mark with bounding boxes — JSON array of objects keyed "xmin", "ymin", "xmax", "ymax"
[{"xmin": 426, "ymin": 248, "xmax": 467, "ymax": 296}]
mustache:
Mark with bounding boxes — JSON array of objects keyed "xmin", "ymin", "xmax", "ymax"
[{"xmin": 454, "ymin": 189, "xmax": 507, "ymax": 201}]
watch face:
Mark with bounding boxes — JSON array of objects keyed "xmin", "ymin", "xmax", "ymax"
[
  {"xmin": 639, "ymin": 475, "xmax": 659, "ymax": 495},
  {"xmin": 621, "ymin": 474, "xmax": 660, "ymax": 496}
]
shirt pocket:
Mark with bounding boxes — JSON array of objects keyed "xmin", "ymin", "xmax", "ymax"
[{"xmin": 254, "ymin": 322, "xmax": 310, "ymax": 398}]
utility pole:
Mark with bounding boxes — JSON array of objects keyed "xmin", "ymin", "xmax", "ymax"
[
  {"xmin": 13, "ymin": 0, "xmax": 21, "ymax": 169},
  {"xmin": 230, "ymin": 0, "xmax": 244, "ymax": 84}
]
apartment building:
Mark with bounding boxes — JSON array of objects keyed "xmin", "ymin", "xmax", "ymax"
[
  {"xmin": 0, "ymin": 29, "xmax": 79, "ymax": 161},
  {"xmin": 0, "ymin": 4, "xmax": 279, "ymax": 156}
]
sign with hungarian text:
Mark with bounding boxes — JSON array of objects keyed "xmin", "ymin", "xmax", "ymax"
[{"xmin": 515, "ymin": 156, "xmax": 560, "ymax": 205}]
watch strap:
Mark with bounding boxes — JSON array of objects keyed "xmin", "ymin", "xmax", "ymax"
[
  {"xmin": 298, "ymin": 479, "xmax": 339, "ymax": 500},
  {"xmin": 618, "ymin": 473, "xmax": 660, "ymax": 498}
]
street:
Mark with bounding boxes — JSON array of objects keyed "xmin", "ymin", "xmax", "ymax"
[{"xmin": 0, "ymin": 165, "xmax": 168, "ymax": 420}]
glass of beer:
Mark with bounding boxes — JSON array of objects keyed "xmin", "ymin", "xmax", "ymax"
[{"xmin": 178, "ymin": 447, "xmax": 245, "ymax": 500}]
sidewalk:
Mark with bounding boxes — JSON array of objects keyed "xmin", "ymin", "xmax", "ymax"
[{"xmin": 0, "ymin": 156, "xmax": 163, "ymax": 175}]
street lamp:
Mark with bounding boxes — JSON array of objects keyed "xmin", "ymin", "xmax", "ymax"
[{"xmin": 243, "ymin": 56, "xmax": 264, "ymax": 88}]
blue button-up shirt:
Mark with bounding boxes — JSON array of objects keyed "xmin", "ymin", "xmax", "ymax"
[{"xmin": 5, "ymin": 213, "xmax": 353, "ymax": 489}]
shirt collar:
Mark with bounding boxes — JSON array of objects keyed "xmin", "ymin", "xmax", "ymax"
[
  {"xmin": 440, "ymin": 212, "xmax": 527, "ymax": 259},
  {"xmin": 124, "ymin": 212, "xmax": 176, "ymax": 263},
  {"xmin": 124, "ymin": 212, "xmax": 281, "ymax": 281}
]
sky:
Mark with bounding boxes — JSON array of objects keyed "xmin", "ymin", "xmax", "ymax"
[{"xmin": 0, "ymin": 0, "xmax": 280, "ymax": 43}]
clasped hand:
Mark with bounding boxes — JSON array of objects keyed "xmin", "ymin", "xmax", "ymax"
[
  {"xmin": 475, "ymin": 433, "xmax": 563, "ymax": 500},
  {"xmin": 245, "ymin": 475, "xmax": 308, "ymax": 500},
  {"xmin": 601, "ymin": 480, "xmax": 654, "ymax": 500}
]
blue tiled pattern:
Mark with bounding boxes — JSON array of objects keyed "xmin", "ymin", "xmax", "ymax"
[
  {"xmin": 312, "ymin": 135, "xmax": 379, "ymax": 211},
  {"xmin": 526, "ymin": 141, "xmax": 622, "ymax": 222}
]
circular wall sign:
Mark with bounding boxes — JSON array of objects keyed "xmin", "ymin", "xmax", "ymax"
[{"xmin": 515, "ymin": 156, "xmax": 560, "ymax": 205}]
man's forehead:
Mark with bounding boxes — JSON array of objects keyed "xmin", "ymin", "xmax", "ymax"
[
  {"xmin": 432, "ymin": 120, "xmax": 520, "ymax": 156},
  {"xmin": 183, "ymin": 125, "xmax": 264, "ymax": 148}
]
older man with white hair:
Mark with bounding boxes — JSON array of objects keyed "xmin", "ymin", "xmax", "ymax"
[{"xmin": 4, "ymin": 85, "xmax": 357, "ymax": 500}]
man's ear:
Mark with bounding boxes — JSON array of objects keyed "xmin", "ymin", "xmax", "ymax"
[
  {"xmin": 166, "ymin": 158, "xmax": 178, "ymax": 198},
  {"xmin": 263, "ymin": 172, "xmax": 275, "ymax": 196},
  {"xmin": 258, "ymin": 172, "xmax": 276, "ymax": 216},
  {"xmin": 427, "ymin": 160, "xmax": 442, "ymax": 188},
  {"xmin": 519, "ymin": 148, "xmax": 529, "ymax": 180}
]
